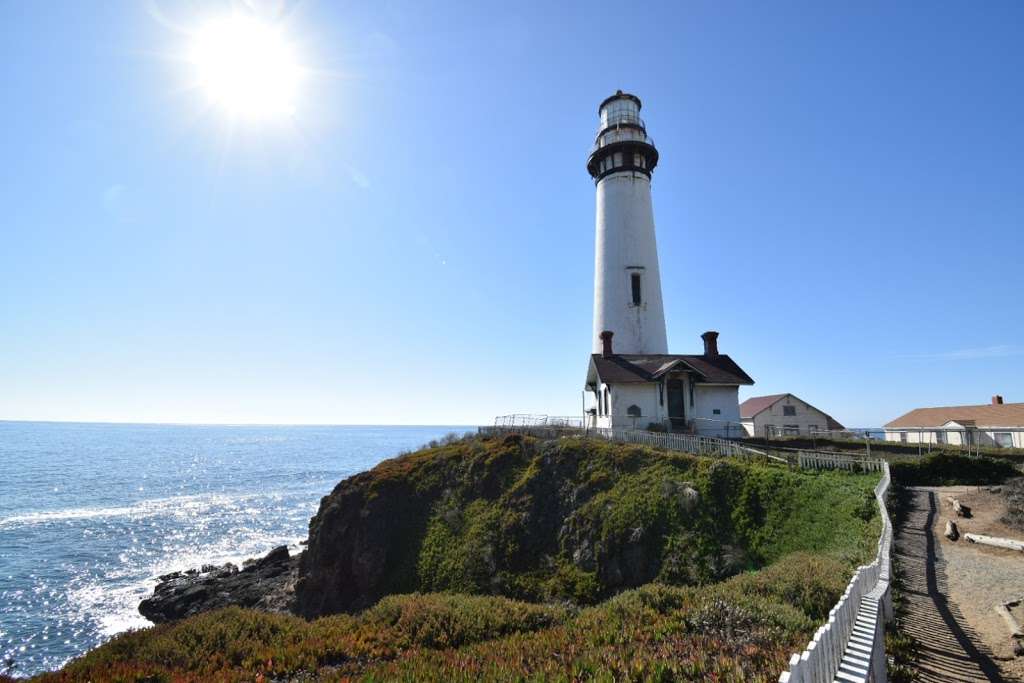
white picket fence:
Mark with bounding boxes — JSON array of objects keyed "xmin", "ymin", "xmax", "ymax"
[
  {"xmin": 778, "ymin": 461, "xmax": 893, "ymax": 683},
  {"xmin": 797, "ymin": 450, "xmax": 886, "ymax": 473}
]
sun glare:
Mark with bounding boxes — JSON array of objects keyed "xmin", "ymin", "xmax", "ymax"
[{"xmin": 189, "ymin": 15, "xmax": 302, "ymax": 121}]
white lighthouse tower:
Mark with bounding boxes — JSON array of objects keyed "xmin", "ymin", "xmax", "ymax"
[{"xmin": 588, "ymin": 91, "xmax": 668, "ymax": 355}]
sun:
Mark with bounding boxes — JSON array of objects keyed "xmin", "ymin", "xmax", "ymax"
[{"xmin": 189, "ymin": 15, "xmax": 302, "ymax": 121}]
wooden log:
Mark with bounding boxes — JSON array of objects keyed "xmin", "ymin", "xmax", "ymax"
[
  {"xmin": 945, "ymin": 520, "xmax": 959, "ymax": 541},
  {"xmin": 947, "ymin": 497, "xmax": 972, "ymax": 518},
  {"xmin": 964, "ymin": 533, "xmax": 1024, "ymax": 552},
  {"xmin": 995, "ymin": 603, "xmax": 1023, "ymax": 638}
]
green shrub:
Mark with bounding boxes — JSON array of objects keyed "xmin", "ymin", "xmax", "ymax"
[{"xmin": 891, "ymin": 452, "xmax": 1019, "ymax": 486}]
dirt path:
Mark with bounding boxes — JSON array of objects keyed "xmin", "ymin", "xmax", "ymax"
[{"xmin": 894, "ymin": 488, "xmax": 1007, "ymax": 681}]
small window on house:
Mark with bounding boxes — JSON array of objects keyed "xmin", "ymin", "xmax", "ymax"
[
  {"xmin": 782, "ymin": 405, "xmax": 796, "ymax": 416},
  {"xmin": 631, "ymin": 273, "xmax": 642, "ymax": 306},
  {"xmin": 783, "ymin": 425, "xmax": 800, "ymax": 436},
  {"xmin": 935, "ymin": 431, "xmax": 945, "ymax": 444},
  {"xmin": 712, "ymin": 409, "xmax": 721, "ymax": 415},
  {"xmin": 604, "ymin": 388, "xmax": 610, "ymax": 415},
  {"xmin": 900, "ymin": 432, "xmax": 908, "ymax": 443},
  {"xmin": 808, "ymin": 425, "xmax": 818, "ymax": 435},
  {"xmin": 995, "ymin": 432, "xmax": 1013, "ymax": 448},
  {"xmin": 627, "ymin": 405, "xmax": 641, "ymax": 418}
]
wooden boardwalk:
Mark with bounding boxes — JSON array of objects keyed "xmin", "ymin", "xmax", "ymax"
[{"xmin": 894, "ymin": 488, "xmax": 1004, "ymax": 682}]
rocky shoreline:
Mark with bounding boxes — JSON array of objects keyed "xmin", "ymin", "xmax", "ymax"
[{"xmin": 139, "ymin": 545, "xmax": 299, "ymax": 624}]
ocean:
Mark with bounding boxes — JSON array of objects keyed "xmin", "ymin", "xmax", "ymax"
[{"xmin": 0, "ymin": 421, "xmax": 469, "ymax": 678}]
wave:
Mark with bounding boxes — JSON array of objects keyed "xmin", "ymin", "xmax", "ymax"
[
  {"xmin": 66, "ymin": 533, "xmax": 307, "ymax": 638},
  {"xmin": 0, "ymin": 492, "xmax": 278, "ymax": 528}
]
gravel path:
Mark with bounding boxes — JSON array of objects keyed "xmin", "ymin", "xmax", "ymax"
[{"xmin": 894, "ymin": 488, "xmax": 1006, "ymax": 681}]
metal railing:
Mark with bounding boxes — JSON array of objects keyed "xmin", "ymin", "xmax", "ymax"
[
  {"xmin": 590, "ymin": 127, "xmax": 655, "ymax": 155},
  {"xmin": 598, "ymin": 111, "xmax": 646, "ymax": 131},
  {"xmin": 484, "ymin": 416, "xmax": 784, "ymax": 463},
  {"xmin": 493, "ymin": 414, "xmax": 585, "ymax": 429},
  {"xmin": 778, "ymin": 462, "xmax": 892, "ymax": 682}
]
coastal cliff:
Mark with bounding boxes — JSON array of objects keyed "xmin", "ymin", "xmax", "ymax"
[
  {"xmin": 44, "ymin": 433, "xmax": 888, "ymax": 682},
  {"xmin": 295, "ymin": 433, "xmax": 879, "ymax": 616}
]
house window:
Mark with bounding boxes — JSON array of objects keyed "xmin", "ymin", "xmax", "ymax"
[
  {"xmin": 900, "ymin": 432, "xmax": 908, "ymax": 443},
  {"xmin": 808, "ymin": 424, "xmax": 818, "ymax": 435},
  {"xmin": 782, "ymin": 405, "xmax": 796, "ymax": 416},
  {"xmin": 935, "ymin": 431, "xmax": 945, "ymax": 444},
  {"xmin": 995, "ymin": 432, "xmax": 1013, "ymax": 448},
  {"xmin": 783, "ymin": 425, "xmax": 800, "ymax": 436},
  {"xmin": 712, "ymin": 409, "xmax": 721, "ymax": 415},
  {"xmin": 631, "ymin": 273, "xmax": 642, "ymax": 306},
  {"xmin": 627, "ymin": 405, "xmax": 641, "ymax": 418},
  {"xmin": 603, "ymin": 388, "xmax": 610, "ymax": 416}
]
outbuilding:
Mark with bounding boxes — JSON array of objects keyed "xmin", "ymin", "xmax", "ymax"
[
  {"xmin": 739, "ymin": 393, "xmax": 845, "ymax": 438},
  {"xmin": 883, "ymin": 396, "xmax": 1024, "ymax": 448}
]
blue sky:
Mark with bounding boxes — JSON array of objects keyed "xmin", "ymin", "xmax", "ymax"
[{"xmin": 2, "ymin": 1, "xmax": 1022, "ymax": 427}]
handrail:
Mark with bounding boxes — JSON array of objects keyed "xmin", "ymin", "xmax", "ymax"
[
  {"xmin": 778, "ymin": 461, "xmax": 892, "ymax": 682},
  {"xmin": 481, "ymin": 422, "xmax": 864, "ymax": 468}
]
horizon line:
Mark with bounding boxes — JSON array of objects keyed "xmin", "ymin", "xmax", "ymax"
[{"xmin": 0, "ymin": 418, "xmax": 482, "ymax": 428}]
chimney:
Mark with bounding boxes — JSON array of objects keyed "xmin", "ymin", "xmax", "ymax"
[
  {"xmin": 701, "ymin": 330, "xmax": 719, "ymax": 357},
  {"xmin": 992, "ymin": 395, "xmax": 1004, "ymax": 405},
  {"xmin": 600, "ymin": 330, "xmax": 614, "ymax": 358}
]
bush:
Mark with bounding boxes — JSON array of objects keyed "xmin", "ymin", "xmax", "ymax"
[{"xmin": 891, "ymin": 453, "xmax": 1019, "ymax": 486}]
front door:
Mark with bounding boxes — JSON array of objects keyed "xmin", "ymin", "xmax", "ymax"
[{"xmin": 667, "ymin": 379, "xmax": 686, "ymax": 430}]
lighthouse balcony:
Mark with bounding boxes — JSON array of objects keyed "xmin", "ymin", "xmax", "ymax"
[{"xmin": 590, "ymin": 128, "xmax": 655, "ymax": 155}]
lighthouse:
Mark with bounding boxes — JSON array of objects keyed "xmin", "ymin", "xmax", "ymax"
[
  {"xmin": 587, "ymin": 91, "xmax": 668, "ymax": 355},
  {"xmin": 584, "ymin": 91, "xmax": 755, "ymax": 434}
]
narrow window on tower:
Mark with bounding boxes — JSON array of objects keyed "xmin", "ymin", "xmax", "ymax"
[{"xmin": 631, "ymin": 273, "xmax": 642, "ymax": 306}]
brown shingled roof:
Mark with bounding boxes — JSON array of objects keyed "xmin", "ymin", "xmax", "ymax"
[
  {"xmin": 739, "ymin": 394, "xmax": 787, "ymax": 419},
  {"xmin": 739, "ymin": 393, "xmax": 846, "ymax": 430},
  {"xmin": 884, "ymin": 402, "xmax": 1024, "ymax": 429},
  {"xmin": 589, "ymin": 353, "xmax": 754, "ymax": 386}
]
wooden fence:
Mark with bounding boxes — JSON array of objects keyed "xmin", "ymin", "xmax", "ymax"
[
  {"xmin": 778, "ymin": 461, "xmax": 893, "ymax": 683},
  {"xmin": 797, "ymin": 450, "xmax": 886, "ymax": 473}
]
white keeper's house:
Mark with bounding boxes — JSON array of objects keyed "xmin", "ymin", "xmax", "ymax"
[
  {"xmin": 883, "ymin": 396, "xmax": 1024, "ymax": 448},
  {"xmin": 739, "ymin": 393, "xmax": 845, "ymax": 438},
  {"xmin": 581, "ymin": 91, "xmax": 754, "ymax": 436}
]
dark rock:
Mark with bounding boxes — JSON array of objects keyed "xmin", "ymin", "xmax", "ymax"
[{"xmin": 139, "ymin": 546, "xmax": 299, "ymax": 624}]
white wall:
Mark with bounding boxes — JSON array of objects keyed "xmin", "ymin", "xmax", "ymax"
[
  {"xmin": 749, "ymin": 395, "xmax": 835, "ymax": 438},
  {"xmin": 590, "ymin": 382, "xmax": 661, "ymax": 429},
  {"xmin": 592, "ymin": 172, "xmax": 668, "ymax": 355},
  {"xmin": 587, "ymin": 378, "xmax": 743, "ymax": 437},
  {"xmin": 692, "ymin": 385, "xmax": 743, "ymax": 438},
  {"xmin": 884, "ymin": 428, "xmax": 1023, "ymax": 448}
]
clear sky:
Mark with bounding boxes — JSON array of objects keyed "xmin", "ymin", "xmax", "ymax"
[{"xmin": 2, "ymin": 1, "xmax": 1022, "ymax": 427}]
